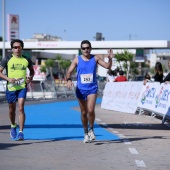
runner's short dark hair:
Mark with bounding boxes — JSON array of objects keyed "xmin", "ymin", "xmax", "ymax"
[
  {"xmin": 81, "ymin": 40, "xmax": 92, "ymax": 48},
  {"xmin": 10, "ymin": 39, "xmax": 24, "ymax": 49}
]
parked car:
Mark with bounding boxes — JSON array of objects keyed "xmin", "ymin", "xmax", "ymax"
[{"xmin": 133, "ymin": 76, "xmax": 145, "ymax": 81}]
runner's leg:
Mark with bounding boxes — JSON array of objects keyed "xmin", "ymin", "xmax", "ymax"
[
  {"xmin": 87, "ymin": 93, "xmax": 97, "ymax": 128},
  {"xmin": 18, "ymin": 98, "xmax": 26, "ymax": 132},
  {"xmin": 8, "ymin": 103, "xmax": 16, "ymax": 125},
  {"xmin": 77, "ymin": 99, "xmax": 88, "ymax": 131}
]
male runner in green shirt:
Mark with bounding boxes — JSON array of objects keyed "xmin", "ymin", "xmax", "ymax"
[{"xmin": 0, "ymin": 39, "xmax": 34, "ymax": 140}]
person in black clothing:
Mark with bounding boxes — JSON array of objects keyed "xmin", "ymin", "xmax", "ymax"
[
  {"xmin": 143, "ymin": 62, "xmax": 163, "ymax": 85},
  {"xmin": 153, "ymin": 62, "xmax": 163, "ymax": 83},
  {"xmin": 162, "ymin": 60, "xmax": 170, "ymax": 83}
]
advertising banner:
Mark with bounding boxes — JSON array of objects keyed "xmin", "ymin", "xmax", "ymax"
[
  {"xmin": 101, "ymin": 82, "xmax": 143, "ymax": 114},
  {"xmin": 138, "ymin": 82, "xmax": 170, "ymax": 117}
]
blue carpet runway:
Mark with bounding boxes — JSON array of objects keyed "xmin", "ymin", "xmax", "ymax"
[{"xmin": 22, "ymin": 98, "xmax": 120, "ymax": 141}]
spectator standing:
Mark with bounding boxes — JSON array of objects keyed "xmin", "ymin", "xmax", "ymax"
[
  {"xmin": 162, "ymin": 60, "xmax": 170, "ymax": 83},
  {"xmin": 144, "ymin": 62, "xmax": 163, "ymax": 85},
  {"xmin": 106, "ymin": 69, "xmax": 117, "ymax": 82},
  {"xmin": 114, "ymin": 70, "xmax": 127, "ymax": 82},
  {"xmin": 153, "ymin": 62, "xmax": 163, "ymax": 83}
]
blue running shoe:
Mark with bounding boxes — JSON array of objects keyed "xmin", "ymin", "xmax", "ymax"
[
  {"xmin": 18, "ymin": 132, "xmax": 24, "ymax": 141},
  {"xmin": 10, "ymin": 125, "xmax": 17, "ymax": 139}
]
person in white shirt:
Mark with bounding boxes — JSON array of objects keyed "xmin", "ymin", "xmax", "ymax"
[{"xmin": 106, "ymin": 69, "xmax": 117, "ymax": 82}]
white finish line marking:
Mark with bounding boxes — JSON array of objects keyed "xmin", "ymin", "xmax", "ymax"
[
  {"xmin": 107, "ymin": 128, "xmax": 114, "ymax": 131},
  {"xmin": 135, "ymin": 160, "xmax": 146, "ymax": 167},
  {"xmin": 117, "ymin": 134, "xmax": 126, "ymax": 138},
  {"xmin": 112, "ymin": 131, "xmax": 119, "ymax": 133},
  {"xmin": 95, "ymin": 118, "xmax": 101, "ymax": 121},
  {"xmin": 129, "ymin": 148, "xmax": 139, "ymax": 154},
  {"xmin": 123, "ymin": 139, "xmax": 131, "ymax": 144},
  {"xmin": 122, "ymin": 122, "xmax": 152, "ymax": 127},
  {"xmin": 101, "ymin": 123, "xmax": 108, "ymax": 127}
]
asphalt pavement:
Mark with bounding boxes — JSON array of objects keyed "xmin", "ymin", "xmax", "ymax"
[{"xmin": 0, "ymin": 97, "xmax": 170, "ymax": 170}]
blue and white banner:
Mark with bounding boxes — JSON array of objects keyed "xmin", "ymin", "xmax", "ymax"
[
  {"xmin": 101, "ymin": 81, "xmax": 170, "ymax": 118},
  {"xmin": 138, "ymin": 82, "xmax": 170, "ymax": 117}
]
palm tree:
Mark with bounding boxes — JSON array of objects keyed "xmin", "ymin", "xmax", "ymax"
[
  {"xmin": 114, "ymin": 50, "xmax": 134, "ymax": 79},
  {"xmin": 55, "ymin": 55, "xmax": 62, "ymax": 72},
  {"xmin": 40, "ymin": 65, "xmax": 47, "ymax": 74},
  {"xmin": 55, "ymin": 55, "xmax": 71, "ymax": 79},
  {"xmin": 0, "ymin": 36, "xmax": 2, "ymax": 60},
  {"xmin": 60, "ymin": 60, "xmax": 71, "ymax": 77},
  {"xmin": 45, "ymin": 59, "xmax": 55, "ymax": 81},
  {"xmin": 40, "ymin": 59, "xmax": 57, "ymax": 95}
]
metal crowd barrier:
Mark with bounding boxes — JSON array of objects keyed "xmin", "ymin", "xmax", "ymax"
[
  {"xmin": 0, "ymin": 79, "xmax": 105, "ymax": 101},
  {"xmin": 97, "ymin": 81, "xmax": 106, "ymax": 96},
  {"xmin": 27, "ymin": 79, "xmax": 76, "ymax": 100},
  {"xmin": 0, "ymin": 80, "xmax": 6, "ymax": 102}
]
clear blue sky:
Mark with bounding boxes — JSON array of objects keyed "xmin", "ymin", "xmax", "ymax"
[{"xmin": 0, "ymin": 0, "xmax": 170, "ymax": 41}]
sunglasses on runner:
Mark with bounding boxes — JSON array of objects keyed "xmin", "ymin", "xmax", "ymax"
[
  {"xmin": 13, "ymin": 46, "xmax": 21, "ymax": 49},
  {"xmin": 81, "ymin": 47, "xmax": 90, "ymax": 50}
]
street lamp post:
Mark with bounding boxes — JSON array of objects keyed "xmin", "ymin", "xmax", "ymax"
[{"xmin": 2, "ymin": 0, "xmax": 5, "ymax": 59}]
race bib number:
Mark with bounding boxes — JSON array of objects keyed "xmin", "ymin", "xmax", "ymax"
[
  {"xmin": 80, "ymin": 74, "xmax": 93, "ymax": 84},
  {"xmin": 9, "ymin": 78, "xmax": 25, "ymax": 88}
]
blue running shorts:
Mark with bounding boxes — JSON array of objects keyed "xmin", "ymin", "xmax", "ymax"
[
  {"xmin": 76, "ymin": 87, "xmax": 98, "ymax": 100},
  {"xmin": 6, "ymin": 88, "xmax": 27, "ymax": 103}
]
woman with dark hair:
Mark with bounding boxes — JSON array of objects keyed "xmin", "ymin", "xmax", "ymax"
[
  {"xmin": 153, "ymin": 62, "xmax": 163, "ymax": 83},
  {"xmin": 162, "ymin": 60, "xmax": 170, "ymax": 83},
  {"xmin": 143, "ymin": 62, "xmax": 163, "ymax": 85}
]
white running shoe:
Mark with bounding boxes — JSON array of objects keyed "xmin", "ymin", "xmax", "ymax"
[
  {"xmin": 88, "ymin": 130, "xmax": 96, "ymax": 141},
  {"xmin": 83, "ymin": 134, "xmax": 89, "ymax": 143}
]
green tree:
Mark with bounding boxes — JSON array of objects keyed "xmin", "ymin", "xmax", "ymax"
[
  {"xmin": 44, "ymin": 59, "xmax": 55, "ymax": 81},
  {"xmin": 40, "ymin": 58, "xmax": 57, "ymax": 95},
  {"xmin": 114, "ymin": 50, "xmax": 134, "ymax": 79},
  {"xmin": 60, "ymin": 60, "xmax": 71, "ymax": 76},
  {"xmin": 55, "ymin": 55, "xmax": 62, "ymax": 72},
  {"xmin": 40, "ymin": 55, "xmax": 72, "ymax": 80},
  {"xmin": 130, "ymin": 62, "xmax": 139, "ymax": 77},
  {"xmin": 40, "ymin": 65, "xmax": 47, "ymax": 73},
  {"xmin": 55, "ymin": 55, "xmax": 71, "ymax": 78}
]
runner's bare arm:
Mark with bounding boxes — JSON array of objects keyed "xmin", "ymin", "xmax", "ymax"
[
  {"xmin": 66, "ymin": 57, "xmax": 78, "ymax": 89},
  {"xmin": 0, "ymin": 67, "xmax": 16, "ymax": 83},
  {"xmin": 96, "ymin": 49, "xmax": 113, "ymax": 69},
  {"xmin": 26, "ymin": 66, "xmax": 35, "ymax": 84}
]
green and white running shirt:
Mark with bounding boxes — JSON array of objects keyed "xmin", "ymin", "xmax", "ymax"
[{"xmin": 0, "ymin": 54, "xmax": 33, "ymax": 91}]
